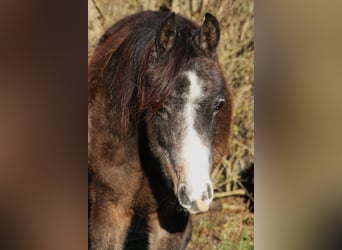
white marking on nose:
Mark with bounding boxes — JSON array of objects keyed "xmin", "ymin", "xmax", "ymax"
[{"xmin": 182, "ymin": 71, "xmax": 212, "ymax": 201}]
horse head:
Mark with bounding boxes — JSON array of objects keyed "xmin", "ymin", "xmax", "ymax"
[{"xmin": 145, "ymin": 13, "xmax": 227, "ymax": 214}]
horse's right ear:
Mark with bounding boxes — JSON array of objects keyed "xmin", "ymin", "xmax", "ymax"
[
  {"xmin": 194, "ymin": 13, "xmax": 220, "ymax": 57},
  {"xmin": 156, "ymin": 13, "xmax": 176, "ymax": 55}
]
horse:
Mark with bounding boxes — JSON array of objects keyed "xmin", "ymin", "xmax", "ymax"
[{"xmin": 88, "ymin": 9, "xmax": 232, "ymax": 250}]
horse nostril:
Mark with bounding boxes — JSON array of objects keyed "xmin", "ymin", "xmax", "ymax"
[
  {"xmin": 201, "ymin": 191, "xmax": 209, "ymax": 201},
  {"xmin": 202, "ymin": 183, "xmax": 213, "ymax": 201},
  {"xmin": 178, "ymin": 184, "xmax": 192, "ymax": 208}
]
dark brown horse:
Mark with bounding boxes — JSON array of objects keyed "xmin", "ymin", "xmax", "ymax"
[{"xmin": 88, "ymin": 10, "xmax": 232, "ymax": 250}]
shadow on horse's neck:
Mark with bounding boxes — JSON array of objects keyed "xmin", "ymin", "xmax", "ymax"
[{"xmin": 138, "ymin": 123, "xmax": 190, "ymax": 233}]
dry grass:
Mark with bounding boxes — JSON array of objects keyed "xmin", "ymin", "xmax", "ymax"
[
  {"xmin": 188, "ymin": 197, "xmax": 254, "ymax": 250},
  {"xmin": 88, "ymin": 0, "xmax": 254, "ymax": 248}
]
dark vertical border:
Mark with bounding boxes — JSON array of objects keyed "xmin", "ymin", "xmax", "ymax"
[
  {"xmin": 0, "ymin": 0, "xmax": 88, "ymax": 249},
  {"xmin": 255, "ymin": 1, "xmax": 342, "ymax": 250}
]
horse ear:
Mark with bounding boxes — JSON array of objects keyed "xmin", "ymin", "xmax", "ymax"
[
  {"xmin": 195, "ymin": 13, "xmax": 220, "ymax": 57},
  {"xmin": 156, "ymin": 13, "xmax": 176, "ymax": 55}
]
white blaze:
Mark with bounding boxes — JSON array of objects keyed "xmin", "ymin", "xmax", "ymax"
[{"xmin": 182, "ymin": 71, "xmax": 212, "ymax": 200}]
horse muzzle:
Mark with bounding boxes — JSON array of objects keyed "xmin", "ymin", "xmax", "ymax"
[{"xmin": 177, "ymin": 182, "xmax": 214, "ymax": 214}]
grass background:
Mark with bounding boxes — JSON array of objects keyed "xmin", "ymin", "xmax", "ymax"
[{"xmin": 88, "ymin": 0, "xmax": 254, "ymax": 249}]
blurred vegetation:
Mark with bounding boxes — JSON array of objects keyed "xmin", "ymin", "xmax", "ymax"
[{"xmin": 89, "ymin": 0, "xmax": 254, "ymax": 248}]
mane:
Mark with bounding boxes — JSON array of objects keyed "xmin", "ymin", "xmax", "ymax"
[{"xmin": 92, "ymin": 12, "xmax": 199, "ymax": 136}]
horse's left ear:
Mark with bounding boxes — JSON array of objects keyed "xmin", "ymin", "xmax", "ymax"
[
  {"xmin": 156, "ymin": 13, "xmax": 176, "ymax": 56},
  {"xmin": 195, "ymin": 13, "xmax": 220, "ymax": 57}
]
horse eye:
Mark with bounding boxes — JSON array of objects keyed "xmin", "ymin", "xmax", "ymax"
[
  {"xmin": 215, "ymin": 99, "xmax": 225, "ymax": 111},
  {"xmin": 159, "ymin": 106, "xmax": 166, "ymax": 113},
  {"xmin": 157, "ymin": 106, "xmax": 169, "ymax": 120}
]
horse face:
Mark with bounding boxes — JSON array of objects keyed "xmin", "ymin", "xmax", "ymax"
[
  {"xmin": 147, "ymin": 59, "xmax": 225, "ymax": 214},
  {"xmin": 145, "ymin": 12, "xmax": 224, "ymax": 213}
]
